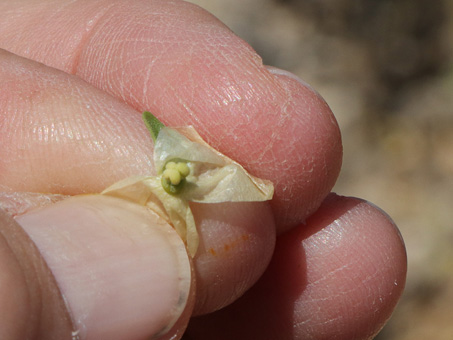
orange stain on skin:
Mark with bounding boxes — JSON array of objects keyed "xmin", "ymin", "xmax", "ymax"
[{"xmin": 208, "ymin": 233, "xmax": 250, "ymax": 257}]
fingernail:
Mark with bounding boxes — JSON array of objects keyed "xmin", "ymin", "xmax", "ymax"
[{"xmin": 16, "ymin": 195, "xmax": 191, "ymax": 339}]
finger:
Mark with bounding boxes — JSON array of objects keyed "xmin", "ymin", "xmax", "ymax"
[
  {"xmin": 0, "ymin": 49, "xmax": 154, "ymax": 194},
  {"xmin": 191, "ymin": 201, "xmax": 275, "ymax": 315},
  {"xmin": 0, "ymin": 0, "xmax": 343, "ymax": 232},
  {"xmin": 187, "ymin": 194, "xmax": 407, "ymax": 340},
  {"xmin": 14, "ymin": 195, "xmax": 193, "ymax": 340},
  {"xmin": 0, "ymin": 50, "xmax": 276, "ymax": 314},
  {"xmin": 0, "ymin": 209, "xmax": 74, "ymax": 340}
]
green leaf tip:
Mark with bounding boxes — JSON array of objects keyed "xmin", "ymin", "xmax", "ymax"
[{"xmin": 142, "ymin": 111, "xmax": 165, "ymax": 142}]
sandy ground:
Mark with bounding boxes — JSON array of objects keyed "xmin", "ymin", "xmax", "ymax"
[{"xmin": 187, "ymin": 0, "xmax": 453, "ymax": 338}]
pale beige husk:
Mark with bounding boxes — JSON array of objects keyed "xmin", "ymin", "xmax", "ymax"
[{"xmin": 102, "ymin": 126, "xmax": 273, "ymax": 257}]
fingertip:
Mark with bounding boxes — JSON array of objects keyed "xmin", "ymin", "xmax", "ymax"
[
  {"xmin": 191, "ymin": 201, "xmax": 276, "ymax": 315},
  {"xmin": 273, "ymin": 194, "xmax": 407, "ymax": 339},
  {"xmin": 15, "ymin": 195, "xmax": 193, "ymax": 339},
  {"xmin": 262, "ymin": 69, "xmax": 343, "ymax": 232},
  {"xmin": 187, "ymin": 194, "xmax": 407, "ymax": 340}
]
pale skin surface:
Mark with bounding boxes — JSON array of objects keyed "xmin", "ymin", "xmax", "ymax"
[{"xmin": 0, "ymin": 1, "xmax": 407, "ymax": 339}]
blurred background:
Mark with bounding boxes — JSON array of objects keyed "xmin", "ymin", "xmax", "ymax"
[{"xmin": 187, "ymin": 0, "xmax": 453, "ymax": 338}]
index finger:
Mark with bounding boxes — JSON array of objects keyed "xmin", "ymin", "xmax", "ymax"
[{"xmin": 0, "ymin": 0, "xmax": 342, "ymax": 231}]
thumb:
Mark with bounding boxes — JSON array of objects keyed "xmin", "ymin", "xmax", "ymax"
[{"xmin": 3, "ymin": 195, "xmax": 193, "ymax": 340}]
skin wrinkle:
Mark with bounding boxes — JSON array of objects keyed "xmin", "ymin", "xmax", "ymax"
[
  {"xmin": 10, "ymin": 1, "xmax": 105, "ymax": 71},
  {"xmin": 165, "ymin": 81, "xmax": 199, "ymax": 126},
  {"xmin": 184, "ymin": 51, "xmax": 197, "ymax": 110},
  {"xmin": 175, "ymin": 44, "xmax": 198, "ymax": 109},
  {"xmin": 203, "ymin": 61, "xmax": 269, "ymax": 125},
  {"xmin": 222, "ymin": 73, "xmax": 284, "ymax": 166},
  {"xmin": 306, "ymin": 263, "xmax": 352, "ymax": 289},
  {"xmin": 293, "ymin": 202, "xmax": 402, "ymax": 339},
  {"xmin": 83, "ymin": 4, "xmax": 233, "ymax": 109},
  {"xmin": 252, "ymin": 88, "xmax": 291, "ymax": 167},
  {"xmin": 42, "ymin": 3, "xmax": 81, "ymax": 67},
  {"xmin": 245, "ymin": 73, "xmax": 328, "ymax": 219},
  {"xmin": 142, "ymin": 62, "xmax": 153, "ymax": 104},
  {"xmin": 69, "ymin": 1, "xmax": 117, "ymax": 74}
]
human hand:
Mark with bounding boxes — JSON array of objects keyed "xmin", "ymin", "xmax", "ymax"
[{"xmin": 0, "ymin": 1, "xmax": 406, "ymax": 339}]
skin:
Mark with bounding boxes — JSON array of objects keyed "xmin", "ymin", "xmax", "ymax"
[{"xmin": 0, "ymin": 1, "xmax": 407, "ymax": 339}]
